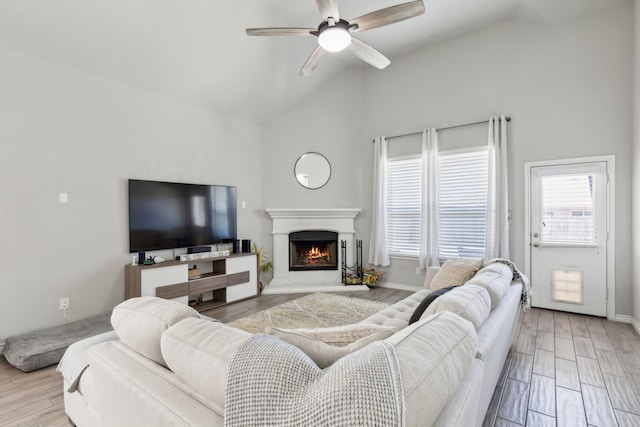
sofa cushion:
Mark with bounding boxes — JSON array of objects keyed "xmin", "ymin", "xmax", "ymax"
[
  {"xmin": 385, "ymin": 311, "xmax": 478, "ymax": 427},
  {"xmin": 421, "ymin": 284, "xmax": 491, "ymax": 329},
  {"xmin": 409, "ymin": 286, "xmax": 456, "ymax": 325},
  {"xmin": 111, "ymin": 297, "xmax": 199, "ymax": 367},
  {"xmin": 160, "ymin": 317, "xmax": 251, "ymax": 408},
  {"xmin": 265, "ymin": 324, "xmax": 397, "ymax": 368},
  {"xmin": 359, "ymin": 288, "xmax": 432, "ymax": 329},
  {"xmin": 429, "ymin": 259, "xmax": 479, "ymax": 291},
  {"xmin": 465, "ymin": 263, "xmax": 513, "ymax": 309}
]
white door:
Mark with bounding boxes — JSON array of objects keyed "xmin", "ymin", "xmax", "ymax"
[{"xmin": 529, "ymin": 161, "xmax": 608, "ymax": 316}]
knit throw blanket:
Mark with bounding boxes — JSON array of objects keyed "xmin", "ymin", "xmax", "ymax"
[
  {"xmin": 484, "ymin": 258, "xmax": 533, "ymax": 310},
  {"xmin": 224, "ymin": 334, "xmax": 405, "ymax": 427}
]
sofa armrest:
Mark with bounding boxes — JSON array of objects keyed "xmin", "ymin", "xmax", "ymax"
[{"xmin": 424, "ymin": 266, "xmax": 441, "ymax": 289}]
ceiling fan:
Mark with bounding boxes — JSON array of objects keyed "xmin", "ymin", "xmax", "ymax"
[{"xmin": 246, "ymin": 0, "xmax": 425, "ymax": 76}]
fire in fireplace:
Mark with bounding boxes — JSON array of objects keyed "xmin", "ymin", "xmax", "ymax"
[{"xmin": 289, "ymin": 230, "xmax": 338, "ymax": 271}]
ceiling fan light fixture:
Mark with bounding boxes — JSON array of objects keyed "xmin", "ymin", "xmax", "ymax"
[{"xmin": 318, "ymin": 27, "xmax": 351, "ymax": 52}]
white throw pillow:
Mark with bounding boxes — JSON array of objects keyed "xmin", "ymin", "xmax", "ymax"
[
  {"xmin": 421, "ymin": 284, "xmax": 491, "ymax": 329},
  {"xmin": 265, "ymin": 324, "xmax": 397, "ymax": 368},
  {"xmin": 429, "ymin": 259, "xmax": 480, "ymax": 291},
  {"xmin": 111, "ymin": 296, "xmax": 200, "ymax": 367}
]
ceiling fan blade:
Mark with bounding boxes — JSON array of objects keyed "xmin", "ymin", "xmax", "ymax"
[
  {"xmin": 300, "ymin": 45, "xmax": 326, "ymax": 76},
  {"xmin": 246, "ymin": 28, "xmax": 315, "ymax": 36},
  {"xmin": 347, "ymin": 37, "xmax": 391, "ymax": 70},
  {"xmin": 351, "ymin": 1, "xmax": 425, "ymax": 33},
  {"xmin": 315, "ymin": 0, "xmax": 340, "ymax": 21}
]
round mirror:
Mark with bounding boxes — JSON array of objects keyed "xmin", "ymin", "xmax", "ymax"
[{"xmin": 294, "ymin": 152, "xmax": 331, "ymax": 189}]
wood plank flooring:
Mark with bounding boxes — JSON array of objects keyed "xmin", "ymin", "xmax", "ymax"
[
  {"xmin": 2, "ymin": 288, "xmax": 640, "ymax": 426},
  {"xmin": 0, "ymin": 359, "xmax": 69, "ymax": 427},
  {"xmin": 483, "ymin": 307, "xmax": 640, "ymax": 427}
]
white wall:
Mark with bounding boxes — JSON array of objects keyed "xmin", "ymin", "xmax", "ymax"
[
  {"xmin": 260, "ymin": 70, "xmax": 367, "ymax": 268},
  {"xmin": 263, "ymin": 4, "xmax": 634, "ymax": 315},
  {"xmin": 633, "ymin": 0, "xmax": 640, "ymax": 327},
  {"xmin": 0, "ymin": 46, "xmax": 262, "ymax": 342}
]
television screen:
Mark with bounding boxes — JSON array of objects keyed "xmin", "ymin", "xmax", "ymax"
[{"xmin": 128, "ymin": 179, "xmax": 237, "ymax": 253}]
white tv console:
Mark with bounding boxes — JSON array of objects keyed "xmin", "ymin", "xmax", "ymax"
[{"xmin": 124, "ymin": 253, "xmax": 258, "ymax": 312}]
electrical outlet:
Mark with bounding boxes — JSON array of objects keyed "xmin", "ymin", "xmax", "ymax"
[
  {"xmin": 59, "ymin": 297, "xmax": 70, "ymax": 310},
  {"xmin": 415, "ymin": 267, "xmax": 421, "ymax": 275}
]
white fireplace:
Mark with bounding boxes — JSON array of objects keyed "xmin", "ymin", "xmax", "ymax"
[{"xmin": 264, "ymin": 208, "xmax": 368, "ymax": 294}]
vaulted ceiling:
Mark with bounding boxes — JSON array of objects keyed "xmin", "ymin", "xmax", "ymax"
[{"xmin": 0, "ymin": 0, "xmax": 628, "ymax": 123}]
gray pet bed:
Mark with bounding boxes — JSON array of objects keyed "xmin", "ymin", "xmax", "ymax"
[{"xmin": 4, "ymin": 312, "xmax": 112, "ymax": 372}]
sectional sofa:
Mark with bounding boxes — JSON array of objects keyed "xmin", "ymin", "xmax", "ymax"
[{"xmin": 58, "ymin": 260, "xmax": 524, "ymax": 426}]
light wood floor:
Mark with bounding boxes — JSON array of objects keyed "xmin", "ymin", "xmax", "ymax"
[
  {"xmin": 0, "ymin": 358, "xmax": 68, "ymax": 426},
  {"xmin": 2, "ymin": 288, "xmax": 640, "ymax": 426},
  {"xmin": 483, "ymin": 307, "xmax": 640, "ymax": 427}
]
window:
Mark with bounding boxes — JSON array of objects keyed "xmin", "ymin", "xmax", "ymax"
[
  {"xmin": 386, "ymin": 148, "xmax": 489, "ymax": 260},
  {"xmin": 387, "ymin": 156, "xmax": 422, "ymax": 256},
  {"xmin": 438, "ymin": 148, "xmax": 488, "ymax": 259}
]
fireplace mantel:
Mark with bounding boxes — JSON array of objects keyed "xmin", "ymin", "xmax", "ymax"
[
  {"xmin": 264, "ymin": 208, "xmax": 367, "ymax": 294},
  {"xmin": 266, "ymin": 208, "xmax": 362, "ymax": 219}
]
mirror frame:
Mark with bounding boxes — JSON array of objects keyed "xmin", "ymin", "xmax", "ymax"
[{"xmin": 294, "ymin": 152, "xmax": 331, "ymax": 189}]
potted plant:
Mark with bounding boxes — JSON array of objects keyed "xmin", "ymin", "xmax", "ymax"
[{"xmin": 252, "ymin": 244, "xmax": 273, "ymax": 293}]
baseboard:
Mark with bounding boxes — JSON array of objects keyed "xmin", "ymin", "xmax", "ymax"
[
  {"xmin": 377, "ymin": 282, "xmax": 423, "ymax": 292},
  {"xmin": 632, "ymin": 318, "xmax": 640, "ymax": 336},
  {"xmin": 615, "ymin": 314, "xmax": 633, "ymax": 324}
]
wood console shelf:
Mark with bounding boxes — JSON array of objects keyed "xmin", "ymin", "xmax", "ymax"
[{"xmin": 124, "ymin": 253, "xmax": 258, "ymax": 312}]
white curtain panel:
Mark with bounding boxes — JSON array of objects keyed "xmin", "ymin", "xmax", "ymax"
[
  {"xmin": 368, "ymin": 136, "xmax": 390, "ymax": 266},
  {"xmin": 419, "ymin": 129, "xmax": 440, "ymax": 269},
  {"xmin": 485, "ymin": 115, "xmax": 510, "ymax": 259}
]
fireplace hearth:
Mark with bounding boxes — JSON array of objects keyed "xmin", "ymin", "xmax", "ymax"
[{"xmin": 289, "ymin": 230, "xmax": 338, "ymax": 271}]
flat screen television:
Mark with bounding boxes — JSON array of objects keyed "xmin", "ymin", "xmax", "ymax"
[{"xmin": 128, "ymin": 179, "xmax": 237, "ymax": 253}]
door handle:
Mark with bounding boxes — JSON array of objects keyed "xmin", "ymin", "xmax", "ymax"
[{"xmin": 532, "ymin": 242, "xmax": 539, "ymax": 247}]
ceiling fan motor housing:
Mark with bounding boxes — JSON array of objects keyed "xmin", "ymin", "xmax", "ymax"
[{"xmin": 312, "ymin": 19, "xmax": 355, "ymax": 37}]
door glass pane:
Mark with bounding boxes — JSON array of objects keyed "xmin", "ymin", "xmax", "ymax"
[{"xmin": 539, "ymin": 173, "xmax": 597, "ymax": 244}]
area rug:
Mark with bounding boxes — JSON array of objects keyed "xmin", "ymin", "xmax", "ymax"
[{"xmin": 227, "ymin": 293, "xmax": 389, "ymax": 334}]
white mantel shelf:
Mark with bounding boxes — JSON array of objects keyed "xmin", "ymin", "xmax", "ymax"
[
  {"xmin": 266, "ymin": 208, "xmax": 361, "ymax": 219},
  {"xmin": 263, "ymin": 208, "xmax": 367, "ymax": 294}
]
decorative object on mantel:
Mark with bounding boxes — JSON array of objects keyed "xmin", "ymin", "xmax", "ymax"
[{"xmin": 252, "ymin": 243, "xmax": 273, "ymax": 293}]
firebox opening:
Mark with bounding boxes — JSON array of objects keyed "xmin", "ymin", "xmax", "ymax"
[{"xmin": 289, "ymin": 230, "xmax": 338, "ymax": 271}]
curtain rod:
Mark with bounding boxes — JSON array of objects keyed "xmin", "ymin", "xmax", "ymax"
[{"xmin": 372, "ymin": 116, "xmax": 511, "ymax": 142}]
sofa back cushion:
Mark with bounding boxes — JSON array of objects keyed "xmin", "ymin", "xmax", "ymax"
[
  {"xmin": 161, "ymin": 317, "xmax": 251, "ymax": 409},
  {"xmin": 111, "ymin": 296, "xmax": 199, "ymax": 367},
  {"xmin": 385, "ymin": 311, "xmax": 477, "ymax": 427},
  {"xmin": 408, "ymin": 286, "xmax": 456, "ymax": 325},
  {"xmin": 265, "ymin": 324, "xmax": 397, "ymax": 368},
  {"xmin": 421, "ymin": 284, "xmax": 491, "ymax": 329},
  {"xmin": 465, "ymin": 263, "xmax": 513, "ymax": 309},
  {"xmin": 358, "ymin": 289, "xmax": 432, "ymax": 330}
]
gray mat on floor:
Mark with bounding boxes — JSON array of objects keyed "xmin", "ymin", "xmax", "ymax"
[{"xmin": 3, "ymin": 312, "xmax": 113, "ymax": 372}]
